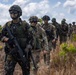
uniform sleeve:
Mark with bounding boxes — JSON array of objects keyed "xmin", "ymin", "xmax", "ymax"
[
  {"xmin": 25, "ymin": 24, "xmax": 33, "ymax": 44},
  {"xmin": 40, "ymin": 27, "xmax": 49, "ymax": 51},
  {"xmin": 0, "ymin": 24, "xmax": 8, "ymax": 42},
  {"xmin": 52, "ymin": 25, "xmax": 57, "ymax": 39},
  {"xmin": 66, "ymin": 25, "xmax": 69, "ymax": 34}
]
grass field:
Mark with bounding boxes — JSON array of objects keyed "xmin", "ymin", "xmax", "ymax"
[{"xmin": 0, "ymin": 39, "xmax": 76, "ymax": 75}]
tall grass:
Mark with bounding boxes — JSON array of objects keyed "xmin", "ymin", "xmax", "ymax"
[
  {"xmin": 1, "ymin": 40, "xmax": 76, "ymax": 75},
  {"xmin": 37, "ymin": 41, "xmax": 76, "ymax": 75}
]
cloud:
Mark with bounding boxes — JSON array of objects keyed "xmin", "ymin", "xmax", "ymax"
[
  {"xmin": 53, "ymin": 2, "xmax": 61, "ymax": 8},
  {"xmin": 0, "ymin": 0, "xmax": 51, "ymax": 25},
  {"xmin": 63, "ymin": 0, "xmax": 76, "ymax": 14},
  {"xmin": 12, "ymin": 0, "xmax": 51, "ymax": 20},
  {"xmin": 13, "ymin": 0, "xmax": 30, "ymax": 6},
  {"xmin": 0, "ymin": 3, "xmax": 11, "ymax": 25},
  {"xmin": 0, "ymin": 0, "xmax": 75, "ymax": 25},
  {"xmin": 51, "ymin": 12, "xmax": 65, "ymax": 23},
  {"xmin": 59, "ymin": 13, "xmax": 65, "ymax": 18},
  {"xmin": 3, "ymin": 0, "xmax": 9, "ymax": 2},
  {"xmin": 64, "ymin": 0, "xmax": 76, "ymax": 7},
  {"xmin": 22, "ymin": 0, "xmax": 50, "ymax": 18}
]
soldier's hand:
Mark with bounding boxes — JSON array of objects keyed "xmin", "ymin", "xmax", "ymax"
[
  {"xmin": 43, "ymin": 50, "xmax": 48, "ymax": 54},
  {"xmin": 3, "ymin": 37, "xmax": 9, "ymax": 42},
  {"xmin": 52, "ymin": 39, "xmax": 56, "ymax": 43}
]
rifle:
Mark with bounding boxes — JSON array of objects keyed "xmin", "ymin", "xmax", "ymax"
[
  {"xmin": 5, "ymin": 24, "xmax": 28, "ymax": 68},
  {"xmin": 25, "ymin": 44, "xmax": 38, "ymax": 70}
]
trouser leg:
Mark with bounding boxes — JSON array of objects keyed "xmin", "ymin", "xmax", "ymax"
[{"xmin": 4, "ymin": 54, "xmax": 17, "ymax": 75}]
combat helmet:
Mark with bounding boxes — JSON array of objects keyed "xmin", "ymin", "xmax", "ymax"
[
  {"xmin": 9, "ymin": 5, "xmax": 22, "ymax": 17},
  {"xmin": 61, "ymin": 18, "xmax": 66, "ymax": 24},
  {"xmin": 42, "ymin": 15, "xmax": 50, "ymax": 21},
  {"xmin": 52, "ymin": 18, "xmax": 56, "ymax": 22},
  {"xmin": 72, "ymin": 22, "xmax": 75, "ymax": 25},
  {"xmin": 29, "ymin": 16, "xmax": 39, "ymax": 22},
  {"xmin": 62, "ymin": 18, "xmax": 66, "ymax": 22}
]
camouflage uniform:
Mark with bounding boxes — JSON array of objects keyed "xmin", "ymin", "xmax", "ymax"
[
  {"xmin": 0, "ymin": 25, "xmax": 2, "ymax": 36},
  {"xmin": 51, "ymin": 18, "xmax": 60, "ymax": 49},
  {"xmin": 51, "ymin": 18, "xmax": 60, "ymax": 39},
  {"xmin": 0, "ymin": 5, "xmax": 32, "ymax": 75},
  {"xmin": 42, "ymin": 15, "xmax": 57, "ymax": 65},
  {"xmin": 72, "ymin": 22, "xmax": 76, "ymax": 34},
  {"xmin": 60, "ymin": 19, "xmax": 68, "ymax": 44},
  {"xmin": 68, "ymin": 23, "xmax": 73, "ymax": 40},
  {"xmin": 29, "ymin": 16, "xmax": 49, "ymax": 74}
]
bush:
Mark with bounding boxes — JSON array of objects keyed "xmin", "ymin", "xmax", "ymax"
[
  {"xmin": 59, "ymin": 43, "xmax": 76, "ymax": 57},
  {"xmin": 72, "ymin": 33, "xmax": 76, "ymax": 41}
]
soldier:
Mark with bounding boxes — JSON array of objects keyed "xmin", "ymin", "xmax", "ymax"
[
  {"xmin": 51, "ymin": 18, "xmax": 60, "ymax": 39},
  {"xmin": 68, "ymin": 23, "xmax": 73, "ymax": 41},
  {"xmin": 51, "ymin": 18, "xmax": 60, "ymax": 49},
  {"xmin": 0, "ymin": 25, "xmax": 2, "ymax": 37},
  {"xmin": 0, "ymin": 5, "xmax": 33, "ymax": 75},
  {"xmin": 29, "ymin": 16, "xmax": 49, "ymax": 74},
  {"xmin": 59, "ymin": 18, "xmax": 68, "ymax": 44},
  {"xmin": 72, "ymin": 22, "xmax": 76, "ymax": 34},
  {"xmin": 42, "ymin": 15, "xmax": 57, "ymax": 65}
]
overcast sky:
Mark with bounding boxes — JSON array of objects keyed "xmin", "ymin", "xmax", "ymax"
[{"xmin": 0, "ymin": 0, "xmax": 76, "ymax": 25}]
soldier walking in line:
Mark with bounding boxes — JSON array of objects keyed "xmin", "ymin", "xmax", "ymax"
[
  {"xmin": 51, "ymin": 18, "xmax": 60, "ymax": 49},
  {"xmin": 59, "ymin": 19, "xmax": 68, "ymax": 44},
  {"xmin": 68, "ymin": 23, "xmax": 73, "ymax": 41},
  {"xmin": 0, "ymin": 5, "xmax": 33, "ymax": 75},
  {"xmin": 42, "ymin": 15, "xmax": 57, "ymax": 65},
  {"xmin": 72, "ymin": 22, "xmax": 76, "ymax": 34},
  {"xmin": 29, "ymin": 16, "xmax": 49, "ymax": 75}
]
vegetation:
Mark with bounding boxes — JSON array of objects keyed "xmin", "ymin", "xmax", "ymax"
[
  {"xmin": 59, "ymin": 43, "xmax": 76, "ymax": 56},
  {"xmin": 0, "ymin": 25, "xmax": 2, "ymax": 33},
  {"xmin": 72, "ymin": 33, "xmax": 76, "ymax": 41},
  {"xmin": 0, "ymin": 26, "xmax": 76, "ymax": 75}
]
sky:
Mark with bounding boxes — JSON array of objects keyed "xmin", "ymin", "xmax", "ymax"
[{"xmin": 0, "ymin": 0, "xmax": 76, "ymax": 25}]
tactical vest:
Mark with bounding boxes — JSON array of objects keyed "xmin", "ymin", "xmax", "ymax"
[
  {"xmin": 6, "ymin": 20, "xmax": 29, "ymax": 49},
  {"xmin": 42, "ymin": 23, "xmax": 55, "ymax": 40},
  {"xmin": 60, "ymin": 24, "xmax": 68, "ymax": 36}
]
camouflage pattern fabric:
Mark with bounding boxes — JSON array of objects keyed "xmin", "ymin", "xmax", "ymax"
[
  {"xmin": 59, "ymin": 23, "xmax": 68, "ymax": 44},
  {"xmin": 4, "ymin": 54, "xmax": 30, "ymax": 75},
  {"xmin": 42, "ymin": 23, "xmax": 56, "ymax": 65},
  {"xmin": 42, "ymin": 23, "xmax": 56, "ymax": 50}
]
